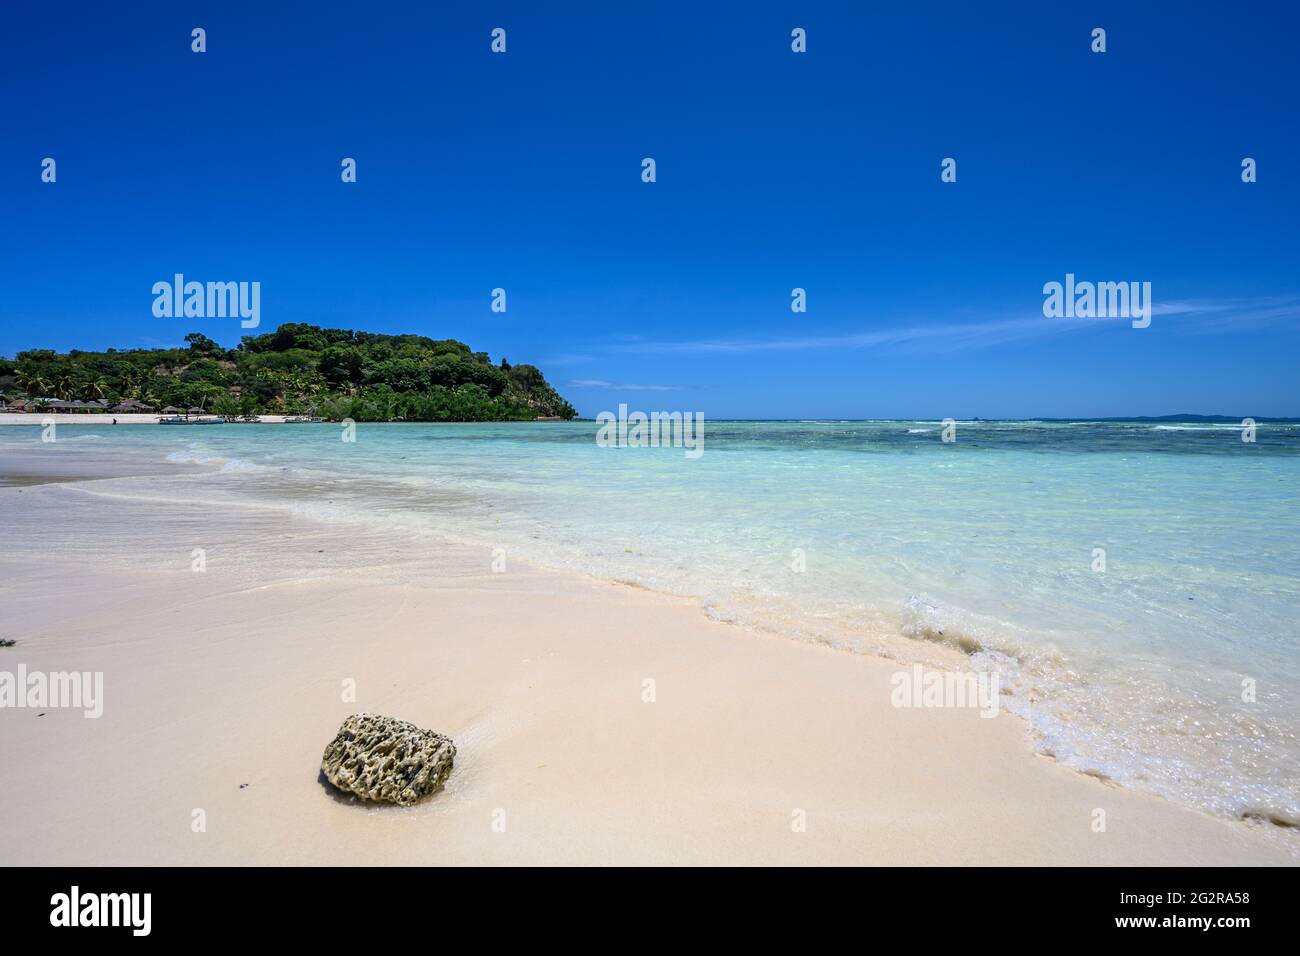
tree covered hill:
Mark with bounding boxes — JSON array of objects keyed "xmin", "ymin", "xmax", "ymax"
[{"xmin": 0, "ymin": 324, "xmax": 576, "ymax": 421}]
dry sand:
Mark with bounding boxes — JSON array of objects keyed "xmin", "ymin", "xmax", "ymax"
[
  {"xmin": 0, "ymin": 458, "xmax": 1294, "ymax": 866},
  {"xmin": 0, "ymin": 413, "xmax": 289, "ymax": 425}
]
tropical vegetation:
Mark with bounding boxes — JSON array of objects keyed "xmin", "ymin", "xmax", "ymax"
[{"xmin": 0, "ymin": 324, "xmax": 576, "ymax": 421}]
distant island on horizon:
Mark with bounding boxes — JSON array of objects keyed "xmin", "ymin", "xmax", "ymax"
[
  {"xmin": 0, "ymin": 324, "xmax": 577, "ymax": 422},
  {"xmin": 1041, "ymin": 414, "xmax": 1295, "ymax": 423}
]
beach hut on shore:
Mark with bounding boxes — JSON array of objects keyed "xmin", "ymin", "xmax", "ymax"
[
  {"xmin": 110, "ymin": 399, "xmax": 153, "ymax": 413},
  {"xmin": 162, "ymin": 405, "xmax": 183, "ymax": 415}
]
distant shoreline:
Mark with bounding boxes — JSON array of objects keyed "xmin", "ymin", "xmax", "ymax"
[
  {"xmin": 0, "ymin": 414, "xmax": 588, "ymax": 426},
  {"xmin": 0, "ymin": 413, "xmax": 290, "ymax": 425},
  {"xmin": 3, "ymin": 413, "xmax": 1296, "ymax": 426}
]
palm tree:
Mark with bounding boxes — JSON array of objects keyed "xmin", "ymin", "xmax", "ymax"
[
  {"xmin": 85, "ymin": 378, "xmax": 109, "ymax": 400},
  {"xmin": 117, "ymin": 368, "xmax": 142, "ymax": 397},
  {"xmin": 52, "ymin": 374, "xmax": 76, "ymax": 401},
  {"xmin": 16, "ymin": 370, "xmax": 48, "ymax": 397}
]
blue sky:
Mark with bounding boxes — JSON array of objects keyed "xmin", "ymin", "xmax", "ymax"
[{"xmin": 2, "ymin": 1, "xmax": 1296, "ymax": 418}]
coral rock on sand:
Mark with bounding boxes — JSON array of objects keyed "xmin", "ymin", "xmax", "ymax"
[{"xmin": 321, "ymin": 713, "xmax": 456, "ymax": 806}]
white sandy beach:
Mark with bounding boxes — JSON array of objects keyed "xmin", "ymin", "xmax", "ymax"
[
  {"xmin": 0, "ymin": 413, "xmax": 289, "ymax": 425},
  {"xmin": 0, "ymin": 450, "xmax": 1294, "ymax": 866}
]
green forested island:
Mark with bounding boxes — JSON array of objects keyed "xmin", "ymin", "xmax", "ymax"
[{"xmin": 0, "ymin": 324, "xmax": 576, "ymax": 421}]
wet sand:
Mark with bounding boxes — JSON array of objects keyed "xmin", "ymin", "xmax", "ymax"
[{"xmin": 0, "ymin": 455, "xmax": 1294, "ymax": 866}]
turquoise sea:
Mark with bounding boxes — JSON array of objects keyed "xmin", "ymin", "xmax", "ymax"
[{"xmin": 4, "ymin": 419, "xmax": 1298, "ymax": 826}]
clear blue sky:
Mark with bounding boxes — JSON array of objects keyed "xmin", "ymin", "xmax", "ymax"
[{"xmin": 2, "ymin": 1, "xmax": 1296, "ymax": 418}]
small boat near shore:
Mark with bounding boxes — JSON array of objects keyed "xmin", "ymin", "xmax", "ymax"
[{"xmin": 158, "ymin": 415, "xmax": 225, "ymax": 425}]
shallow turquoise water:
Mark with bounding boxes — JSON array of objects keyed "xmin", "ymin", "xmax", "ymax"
[{"xmin": 4, "ymin": 419, "xmax": 1298, "ymax": 824}]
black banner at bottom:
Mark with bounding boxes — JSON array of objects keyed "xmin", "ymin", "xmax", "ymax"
[{"xmin": 0, "ymin": 866, "xmax": 1290, "ymax": 941}]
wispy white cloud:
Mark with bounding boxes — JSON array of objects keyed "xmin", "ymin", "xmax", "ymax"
[
  {"xmin": 536, "ymin": 352, "xmax": 599, "ymax": 366},
  {"xmin": 600, "ymin": 295, "xmax": 1300, "ymax": 357},
  {"xmin": 605, "ymin": 315, "xmax": 1078, "ymax": 356},
  {"xmin": 568, "ymin": 378, "xmax": 687, "ymax": 391},
  {"xmin": 1151, "ymin": 295, "xmax": 1300, "ymax": 332}
]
